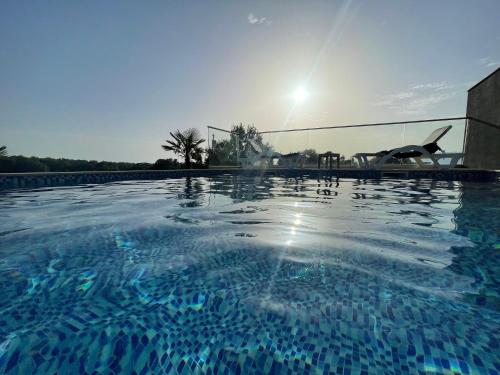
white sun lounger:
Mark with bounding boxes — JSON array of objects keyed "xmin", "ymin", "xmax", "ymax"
[
  {"xmin": 354, "ymin": 125, "xmax": 464, "ymax": 169},
  {"xmin": 239, "ymin": 139, "xmax": 280, "ymax": 167},
  {"xmin": 240, "ymin": 139, "xmax": 305, "ymax": 168}
]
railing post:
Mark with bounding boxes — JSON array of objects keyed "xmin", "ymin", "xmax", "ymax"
[
  {"xmin": 462, "ymin": 117, "xmax": 469, "ymax": 155},
  {"xmin": 207, "ymin": 126, "xmax": 211, "ymax": 167},
  {"xmin": 236, "ymin": 134, "xmax": 240, "ymax": 166},
  {"xmin": 401, "ymin": 123, "xmax": 406, "ymax": 146}
]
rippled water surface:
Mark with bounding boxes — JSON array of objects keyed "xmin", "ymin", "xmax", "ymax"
[{"xmin": 0, "ymin": 176, "xmax": 499, "ymax": 374}]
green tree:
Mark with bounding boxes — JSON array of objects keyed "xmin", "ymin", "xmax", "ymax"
[
  {"xmin": 207, "ymin": 124, "xmax": 277, "ymax": 167},
  {"xmin": 208, "ymin": 139, "xmax": 238, "ymax": 166},
  {"xmin": 302, "ymin": 148, "xmax": 319, "ymax": 165},
  {"xmin": 0, "ymin": 155, "xmax": 159, "ymax": 173},
  {"xmin": 0, "ymin": 146, "xmax": 7, "ymax": 158},
  {"xmin": 231, "ymin": 123, "xmax": 263, "ymax": 155},
  {"xmin": 151, "ymin": 158, "xmax": 181, "ymax": 170},
  {"xmin": 0, "ymin": 156, "xmax": 48, "ymax": 172},
  {"xmin": 162, "ymin": 128, "xmax": 205, "ymax": 169}
]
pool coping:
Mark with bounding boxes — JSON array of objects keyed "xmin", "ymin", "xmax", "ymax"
[{"xmin": 0, "ymin": 168, "xmax": 498, "ymax": 189}]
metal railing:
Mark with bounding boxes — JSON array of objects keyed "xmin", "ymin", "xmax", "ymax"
[
  {"xmin": 208, "ymin": 116, "xmax": 499, "ymax": 168},
  {"xmin": 258, "ymin": 116, "xmax": 468, "ymax": 134}
]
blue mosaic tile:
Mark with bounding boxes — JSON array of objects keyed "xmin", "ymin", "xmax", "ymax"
[{"xmin": 0, "ymin": 176, "xmax": 498, "ymax": 374}]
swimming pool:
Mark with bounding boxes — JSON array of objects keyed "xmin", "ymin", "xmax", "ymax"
[{"xmin": 0, "ymin": 175, "xmax": 498, "ymax": 374}]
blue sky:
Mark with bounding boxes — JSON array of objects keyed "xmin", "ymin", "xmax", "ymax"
[{"xmin": 1, "ymin": 0, "xmax": 499, "ymax": 162}]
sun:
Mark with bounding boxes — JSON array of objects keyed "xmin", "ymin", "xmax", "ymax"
[{"xmin": 292, "ymin": 86, "xmax": 309, "ymax": 103}]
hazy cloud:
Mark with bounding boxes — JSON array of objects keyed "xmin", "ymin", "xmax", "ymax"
[
  {"xmin": 478, "ymin": 57, "xmax": 500, "ymax": 68},
  {"xmin": 411, "ymin": 81, "xmax": 450, "ymax": 90},
  {"xmin": 373, "ymin": 81, "xmax": 460, "ymax": 116},
  {"xmin": 372, "ymin": 91, "xmax": 414, "ymax": 106},
  {"xmin": 247, "ymin": 13, "xmax": 270, "ymax": 25}
]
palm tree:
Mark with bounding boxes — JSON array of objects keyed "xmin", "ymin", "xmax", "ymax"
[
  {"xmin": 0, "ymin": 146, "xmax": 7, "ymax": 158},
  {"xmin": 162, "ymin": 128, "xmax": 205, "ymax": 168}
]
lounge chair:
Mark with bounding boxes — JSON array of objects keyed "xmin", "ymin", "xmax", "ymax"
[
  {"xmin": 239, "ymin": 139, "xmax": 280, "ymax": 167},
  {"xmin": 239, "ymin": 139, "xmax": 305, "ymax": 168},
  {"xmin": 354, "ymin": 125, "xmax": 464, "ymax": 169}
]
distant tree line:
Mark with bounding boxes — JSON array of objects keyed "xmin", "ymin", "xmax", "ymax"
[
  {"xmin": 0, "ymin": 136, "xmax": 207, "ymax": 173},
  {"xmin": 0, "ymin": 155, "xmax": 204, "ymax": 173}
]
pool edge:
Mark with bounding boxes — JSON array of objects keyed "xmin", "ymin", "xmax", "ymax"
[{"xmin": 0, "ymin": 168, "xmax": 498, "ymax": 189}]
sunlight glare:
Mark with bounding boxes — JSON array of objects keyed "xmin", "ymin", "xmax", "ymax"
[{"xmin": 292, "ymin": 86, "xmax": 309, "ymax": 103}]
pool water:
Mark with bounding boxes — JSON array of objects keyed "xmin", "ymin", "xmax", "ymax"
[{"xmin": 0, "ymin": 176, "xmax": 498, "ymax": 374}]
